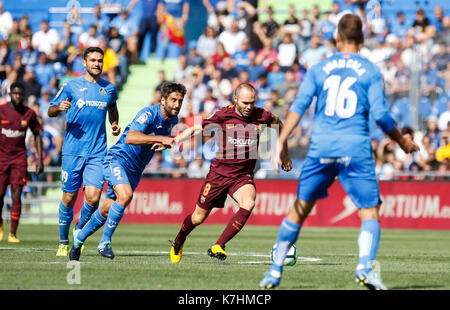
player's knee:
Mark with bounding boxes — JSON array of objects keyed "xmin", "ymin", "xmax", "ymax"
[
  {"xmin": 240, "ymin": 200, "xmax": 255, "ymax": 211},
  {"xmin": 117, "ymin": 192, "xmax": 133, "ymax": 207},
  {"xmin": 85, "ymin": 197, "xmax": 99, "ymax": 207},
  {"xmin": 191, "ymin": 211, "xmax": 207, "ymax": 225}
]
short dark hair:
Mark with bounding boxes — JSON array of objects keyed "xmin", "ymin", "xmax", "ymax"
[
  {"xmin": 234, "ymin": 82, "xmax": 256, "ymax": 98},
  {"xmin": 10, "ymin": 81, "xmax": 25, "ymax": 92},
  {"xmin": 83, "ymin": 46, "xmax": 104, "ymax": 59},
  {"xmin": 161, "ymin": 81, "xmax": 187, "ymax": 99},
  {"xmin": 338, "ymin": 14, "xmax": 364, "ymax": 45}
]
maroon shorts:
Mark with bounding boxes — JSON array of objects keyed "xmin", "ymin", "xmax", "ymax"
[
  {"xmin": 196, "ymin": 169, "xmax": 255, "ymax": 210},
  {"xmin": 0, "ymin": 162, "xmax": 27, "ymax": 189}
]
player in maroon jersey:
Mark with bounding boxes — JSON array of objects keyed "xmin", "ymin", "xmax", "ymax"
[
  {"xmin": 169, "ymin": 83, "xmax": 292, "ymax": 263},
  {"xmin": 0, "ymin": 82, "xmax": 43, "ymax": 242}
]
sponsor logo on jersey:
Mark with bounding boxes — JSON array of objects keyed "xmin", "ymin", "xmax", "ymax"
[
  {"xmin": 227, "ymin": 136, "xmax": 256, "ymax": 147},
  {"xmin": 21, "ymin": 120, "xmax": 28, "ymax": 127},
  {"xmin": 1, "ymin": 120, "xmax": 9, "ymax": 124},
  {"xmin": 99, "ymin": 88, "xmax": 107, "ymax": 96},
  {"xmin": 79, "ymin": 88, "xmax": 88, "ymax": 92},
  {"xmin": 75, "ymin": 99, "xmax": 107, "ymax": 109},
  {"xmin": 76, "ymin": 98, "xmax": 85, "ymax": 108},
  {"xmin": 1, "ymin": 128, "xmax": 25, "ymax": 137}
]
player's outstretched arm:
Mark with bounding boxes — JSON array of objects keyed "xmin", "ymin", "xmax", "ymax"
[
  {"xmin": 387, "ymin": 127, "xmax": 420, "ymax": 154},
  {"xmin": 125, "ymin": 129, "xmax": 174, "ymax": 147},
  {"xmin": 173, "ymin": 124, "xmax": 203, "ymax": 144},
  {"xmin": 108, "ymin": 106, "xmax": 121, "ymax": 136},
  {"xmin": 48, "ymin": 98, "xmax": 71, "ymax": 117},
  {"xmin": 34, "ymin": 131, "xmax": 44, "ymax": 175},
  {"xmin": 271, "ymin": 115, "xmax": 293, "ymax": 172},
  {"xmin": 273, "ymin": 111, "xmax": 301, "ymax": 173}
]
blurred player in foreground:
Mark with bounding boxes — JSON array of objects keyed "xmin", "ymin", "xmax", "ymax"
[
  {"xmin": 169, "ymin": 83, "xmax": 292, "ymax": 263},
  {"xmin": 48, "ymin": 46, "xmax": 121, "ymax": 256},
  {"xmin": 260, "ymin": 14, "xmax": 419, "ymax": 290},
  {"xmin": 69, "ymin": 81, "xmax": 186, "ymax": 260},
  {"xmin": 0, "ymin": 82, "xmax": 43, "ymax": 242}
]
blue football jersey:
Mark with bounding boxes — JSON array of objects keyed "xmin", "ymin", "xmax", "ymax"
[
  {"xmin": 50, "ymin": 76, "xmax": 118, "ymax": 157},
  {"xmin": 290, "ymin": 52, "xmax": 395, "ymax": 158},
  {"xmin": 108, "ymin": 104, "xmax": 178, "ymax": 173}
]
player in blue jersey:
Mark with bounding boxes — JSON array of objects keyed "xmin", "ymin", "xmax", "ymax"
[
  {"xmin": 260, "ymin": 14, "xmax": 419, "ymax": 290},
  {"xmin": 68, "ymin": 81, "xmax": 186, "ymax": 261},
  {"xmin": 48, "ymin": 47, "xmax": 121, "ymax": 257}
]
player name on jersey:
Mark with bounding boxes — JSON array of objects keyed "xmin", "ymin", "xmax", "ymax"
[{"xmin": 322, "ymin": 58, "xmax": 366, "ymax": 76}]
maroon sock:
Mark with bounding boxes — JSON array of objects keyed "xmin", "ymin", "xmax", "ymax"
[
  {"xmin": 216, "ymin": 208, "xmax": 251, "ymax": 247},
  {"xmin": 10, "ymin": 200, "xmax": 22, "ymax": 235},
  {"xmin": 175, "ymin": 214, "xmax": 197, "ymax": 245}
]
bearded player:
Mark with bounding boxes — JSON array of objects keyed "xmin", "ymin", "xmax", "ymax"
[
  {"xmin": 259, "ymin": 14, "xmax": 419, "ymax": 290},
  {"xmin": 169, "ymin": 83, "xmax": 292, "ymax": 263},
  {"xmin": 48, "ymin": 46, "xmax": 121, "ymax": 256},
  {"xmin": 69, "ymin": 82, "xmax": 186, "ymax": 260},
  {"xmin": 0, "ymin": 82, "xmax": 43, "ymax": 242}
]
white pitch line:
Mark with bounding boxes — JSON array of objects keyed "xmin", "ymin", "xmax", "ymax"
[{"xmin": 0, "ymin": 247, "xmax": 322, "ymax": 262}]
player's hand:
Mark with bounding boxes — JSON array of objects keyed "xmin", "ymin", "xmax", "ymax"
[
  {"xmin": 151, "ymin": 143, "xmax": 169, "ymax": 152},
  {"xmin": 400, "ymin": 135, "xmax": 420, "ymax": 154},
  {"xmin": 35, "ymin": 161, "xmax": 43, "ymax": 175},
  {"xmin": 273, "ymin": 141, "xmax": 284, "ymax": 174},
  {"xmin": 281, "ymin": 150, "xmax": 293, "ymax": 172},
  {"xmin": 111, "ymin": 123, "xmax": 121, "ymax": 136},
  {"xmin": 59, "ymin": 98, "xmax": 71, "ymax": 111}
]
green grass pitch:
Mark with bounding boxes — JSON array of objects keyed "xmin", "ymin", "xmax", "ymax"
[{"xmin": 0, "ymin": 224, "xmax": 449, "ymax": 290}]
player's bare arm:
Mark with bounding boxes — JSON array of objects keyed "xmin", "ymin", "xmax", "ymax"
[
  {"xmin": 34, "ymin": 130, "xmax": 44, "ymax": 175},
  {"xmin": 274, "ymin": 111, "xmax": 302, "ymax": 173},
  {"xmin": 270, "ymin": 115, "xmax": 292, "ymax": 172},
  {"xmin": 108, "ymin": 105, "xmax": 121, "ymax": 136},
  {"xmin": 386, "ymin": 128, "xmax": 419, "ymax": 154},
  {"xmin": 125, "ymin": 129, "xmax": 174, "ymax": 147},
  {"xmin": 48, "ymin": 97, "xmax": 71, "ymax": 117},
  {"xmin": 173, "ymin": 123, "xmax": 203, "ymax": 144}
]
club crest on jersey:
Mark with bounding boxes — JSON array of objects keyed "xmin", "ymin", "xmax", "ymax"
[
  {"xmin": 21, "ymin": 120, "xmax": 28, "ymax": 127},
  {"xmin": 99, "ymin": 88, "xmax": 107, "ymax": 96}
]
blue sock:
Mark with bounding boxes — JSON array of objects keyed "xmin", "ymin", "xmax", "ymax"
[
  {"xmin": 357, "ymin": 219, "xmax": 381, "ymax": 272},
  {"xmin": 58, "ymin": 202, "xmax": 73, "ymax": 243},
  {"xmin": 75, "ymin": 209, "xmax": 106, "ymax": 247},
  {"xmin": 100, "ymin": 202, "xmax": 125, "ymax": 244},
  {"xmin": 75, "ymin": 201, "xmax": 97, "ymax": 230},
  {"xmin": 270, "ymin": 218, "xmax": 301, "ymax": 276}
]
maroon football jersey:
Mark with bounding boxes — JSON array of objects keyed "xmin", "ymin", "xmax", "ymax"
[
  {"xmin": 0, "ymin": 102, "xmax": 42, "ymax": 164},
  {"xmin": 202, "ymin": 105, "xmax": 275, "ymax": 177}
]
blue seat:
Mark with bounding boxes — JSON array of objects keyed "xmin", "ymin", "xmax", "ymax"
[
  {"xmin": 419, "ymin": 97, "xmax": 432, "ymax": 118},
  {"xmin": 391, "ymin": 97, "xmax": 410, "ymax": 128},
  {"xmin": 435, "ymin": 94, "xmax": 449, "ymax": 116}
]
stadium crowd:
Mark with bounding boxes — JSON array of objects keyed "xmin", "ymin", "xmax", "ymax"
[{"xmin": 0, "ymin": 0, "xmax": 448, "ymax": 181}]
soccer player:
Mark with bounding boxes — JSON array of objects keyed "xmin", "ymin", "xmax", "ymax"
[
  {"xmin": 0, "ymin": 82, "xmax": 43, "ymax": 242},
  {"xmin": 259, "ymin": 14, "xmax": 419, "ymax": 290},
  {"xmin": 169, "ymin": 83, "xmax": 292, "ymax": 264},
  {"xmin": 69, "ymin": 81, "xmax": 186, "ymax": 261},
  {"xmin": 48, "ymin": 46, "xmax": 121, "ymax": 257}
]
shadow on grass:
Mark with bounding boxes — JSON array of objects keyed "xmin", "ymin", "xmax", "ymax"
[{"xmin": 390, "ymin": 284, "xmax": 445, "ymax": 289}]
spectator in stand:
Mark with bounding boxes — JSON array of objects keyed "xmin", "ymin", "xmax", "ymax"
[
  {"xmin": 58, "ymin": 21, "xmax": 79, "ymax": 56},
  {"xmin": 7, "ymin": 19, "xmax": 21, "ymax": 52},
  {"xmin": 98, "ymin": 39, "xmax": 119, "ymax": 86},
  {"xmin": 232, "ymin": 36, "xmax": 252, "ymax": 72},
  {"xmin": 78, "ymin": 24, "xmax": 104, "ymax": 48},
  {"xmin": 275, "ymin": 68, "xmax": 299, "ymax": 100},
  {"xmin": 328, "ymin": 1, "xmax": 341, "ymax": 27},
  {"xmin": 282, "ymin": 4, "xmax": 300, "ymax": 40},
  {"xmin": 277, "ymin": 33, "xmax": 297, "ymax": 71},
  {"xmin": 298, "ymin": 9, "xmax": 313, "ymax": 53},
  {"xmin": 34, "ymin": 52, "xmax": 56, "ymax": 90},
  {"xmin": 187, "ymin": 157, "xmax": 210, "ymax": 178},
  {"xmin": 93, "ymin": 4, "xmax": 111, "ymax": 35},
  {"xmin": 127, "ymin": 0, "xmax": 163, "ymax": 59},
  {"xmin": 99, "ymin": 0, "xmax": 123, "ymax": 20},
  {"xmin": 367, "ymin": 2, "xmax": 388, "ymax": 40},
  {"xmin": 174, "ymin": 54, "xmax": 193, "ymax": 84},
  {"xmin": 0, "ymin": 39, "xmax": 12, "ymax": 81},
  {"xmin": 261, "ymin": 6, "xmax": 280, "ymax": 41},
  {"xmin": 212, "ymin": 41, "xmax": 229, "ymax": 68},
  {"xmin": 247, "ymin": 51, "xmax": 265, "ymax": 83},
  {"xmin": 32, "ymin": 20, "xmax": 59, "ymax": 56},
  {"xmin": 320, "ymin": 11, "xmax": 335, "ymax": 41},
  {"xmin": 390, "ymin": 11, "xmax": 411, "ymax": 39},
  {"xmin": 207, "ymin": 68, "xmax": 232, "ymax": 106},
  {"xmin": 23, "ymin": 67, "xmax": 41, "ymax": 102},
  {"xmin": 267, "ymin": 61, "xmax": 284, "ymax": 89},
  {"xmin": 155, "ymin": 0, "xmax": 190, "ymax": 60},
  {"xmin": 389, "ymin": 60, "xmax": 410, "ymax": 103},
  {"xmin": 218, "ymin": 19, "xmax": 247, "ymax": 55},
  {"xmin": 411, "ymin": 8, "xmax": 433, "ymax": 41},
  {"xmin": 110, "ymin": 9, "xmax": 139, "ymax": 64},
  {"xmin": 255, "ymin": 72, "xmax": 271, "ymax": 108},
  {"xmin": 431, "ymin": 5, "xmax": 444, "ymax": 34},
  {"xmin": 300, "ymin": 35, "xmax": 327, "ymax": 69},
  {"xmin": 186, "ymin": 40, "xmax": 204, "ymax": 68},
  {"xmin": 155, "ymin": 69, "xmax": 167, "ymax": 91},
  {"xmin": 107, "ymin": 26, "xmax": 128, "ymax": 84},
  {"xmin": 196, "ymin": 25, "xmax": 218, "ymax": 58},
  {"xmin": 220, "ymin": 56, "xmax": 238, "ymax": 80},
  {"xmin": 425, "ymin": 116, "xmax": 441, "ymax": 149},
  {"xmin": 10, "ymin": 52, "xmax": 25, "ymax": 82},
  {"xmin": 0, "ymin": 1, "xmax": 12, "ymax": 39},
  {"xmin": 255, "ymin": 38, "xmax": 277, "ymax": 71},
  {"xmin": 0, "ymin": 69, "xmax": 17, "ymax": 100}
]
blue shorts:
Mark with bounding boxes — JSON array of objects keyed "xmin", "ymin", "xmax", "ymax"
[
  {"xmin": 103, "ymin": 155, "xmax": 142, "ymax": 200},
  {"xmin": 297, "ymin": 156, "xmax": 381, "ymax": 208},
  {"xmin": 61, "ymin": 155, "xmax": 105, "ymax": 193}
]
